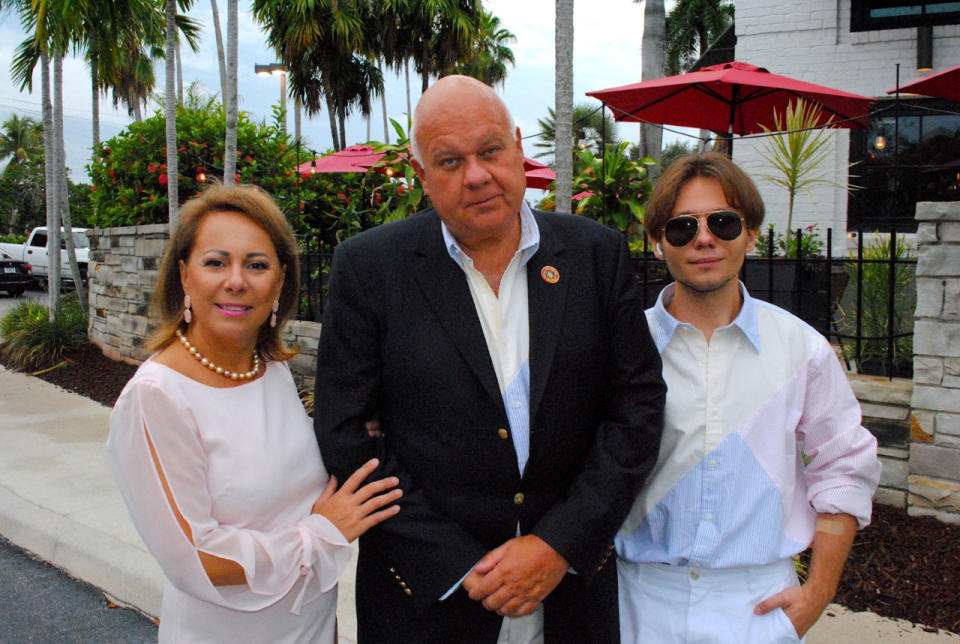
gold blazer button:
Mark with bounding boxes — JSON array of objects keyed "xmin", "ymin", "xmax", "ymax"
[
  {"xmin": 513, "ymin": 492, "xmax": 525, "ymax": 505},
  {"xmin": 498, "ymin": 428, "xmax": 509, "ymax": 439}
]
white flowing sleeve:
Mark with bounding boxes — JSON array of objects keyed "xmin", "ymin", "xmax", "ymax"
[{"xmin": 106, "ymin": 376, "xmax": 352, "ymax": 613}]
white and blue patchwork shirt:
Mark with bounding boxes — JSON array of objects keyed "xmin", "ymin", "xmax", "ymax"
[{"xmin": 617, "ymin": 282, "xmax": 881, "ymax": 568}]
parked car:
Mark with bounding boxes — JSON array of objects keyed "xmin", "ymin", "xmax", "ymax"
[
  {"xmin": 0, "ymin": 226, "xmax": 89, "ymax": 286},
  {"xmin": 0, "ymin": 250, "xmax": 33, "ymax": 296}
]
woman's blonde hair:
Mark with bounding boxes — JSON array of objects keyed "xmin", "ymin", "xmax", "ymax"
[{"xmin": 148, "ymin": 183, "xmax": 299, "ymax": 361}]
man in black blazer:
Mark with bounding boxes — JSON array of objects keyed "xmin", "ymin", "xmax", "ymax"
[{"xmin": 314, "ymin": 75, "xmax": 665, "ymax": 643}]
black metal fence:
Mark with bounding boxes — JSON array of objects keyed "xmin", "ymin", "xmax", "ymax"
[
  {"xmin": 632, "ymin": 228, "xmax": 917, "ymax": 379},
  {"xmin": 296, "ymin": 237, "xmax": 333, "ymax": 323},
  {"xmin": 297, "ymin": 227, "xmax": 918, "ymax": 380}
]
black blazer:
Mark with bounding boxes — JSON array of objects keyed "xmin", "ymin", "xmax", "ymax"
[{"xmin": 314, "ymin": 209, "xmax": 665, "ymax": 643}]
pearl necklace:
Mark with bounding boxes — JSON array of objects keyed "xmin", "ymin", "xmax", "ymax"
[{"xmin": 175, "ymin": 329, "xmax": 261, "ymax": 381}]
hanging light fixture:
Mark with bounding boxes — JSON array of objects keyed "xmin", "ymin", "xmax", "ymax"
[{"xmin": 874, "ymin": 135, "xmax": 887, "ymax": 150}]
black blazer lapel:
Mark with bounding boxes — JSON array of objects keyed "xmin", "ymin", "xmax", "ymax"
[
  {"xmin": 410, "ymin": 212, "xmax": 504, "ymax": 412},
  {"xmin": 527, "ymin": 213, "xmax": 570, "ymax": 420}
]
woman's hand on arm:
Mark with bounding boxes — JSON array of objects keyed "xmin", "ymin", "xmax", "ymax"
[{"xmin": 312, "ymin": 458, "xmax": 402, "ymax": 542}]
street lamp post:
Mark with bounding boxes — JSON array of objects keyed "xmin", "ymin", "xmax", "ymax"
[{"xmin": 255, "ymin": 62, "xmax": 288, "ymax": 136}]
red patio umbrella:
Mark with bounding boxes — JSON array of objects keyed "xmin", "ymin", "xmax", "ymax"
[
  {"xmin": 525, "ymin": 166, "xmax": 556, "ymax": 189},
  {"xmin": 586, "ymin": 62, "xmax": 875, "ymax": 137},
  {"xmin": 888, "ymin": 64, "xmax": 960, "ymax": 103},
  {"xmin": 297, "ymin": 144, "xmax": 385, "ymax": 177},
  {"xmin": 521, "ymin": 157, "xmax": 555, "ymax": 189}
]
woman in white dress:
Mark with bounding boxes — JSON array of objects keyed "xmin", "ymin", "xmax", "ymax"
[{"xmin": 107, "ymin": 184, "xmax": 402, "ymax": 643}]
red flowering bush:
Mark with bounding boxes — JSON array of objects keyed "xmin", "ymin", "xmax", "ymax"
[{"xmin": 88, "ymin": 102, "xmax": 299, "ymax": 227}]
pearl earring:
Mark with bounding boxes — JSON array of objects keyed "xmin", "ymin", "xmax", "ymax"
[
  {"xmin": 270, "ymin": 299, "xmax": 279, "ymax": 328},
  {"xmin": 183, "ymin": 294, "xmax": 192, "ymax": 324}
]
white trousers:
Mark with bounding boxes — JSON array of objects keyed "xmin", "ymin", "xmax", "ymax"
[{"xmin": 618, "ymin": 558, "xmax": 804, "ymax": 644}]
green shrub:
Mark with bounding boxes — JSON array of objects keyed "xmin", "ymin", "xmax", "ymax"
[
  {"xmin": 0, "ymin": 294, "xmax": 87, "ymax": 371},
  {"xmin": 755, "ymin": 223, "xmax": 825, "ymax": 258},
  {"xmin": 539, "ymin": 141, "xmax": 656, "ymax": 241},
  {"xmin": 87, "ymin": 101, "xmax": 300, "ymax": 228},
  {"xmin": 838, "ymin": 234, "xmax": 915, "ymax": 374},
  {"xmin": 0, "ymin": 233, "xmax": 28, "ymax": 244}
]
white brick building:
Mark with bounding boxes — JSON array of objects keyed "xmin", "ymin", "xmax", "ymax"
[{"xmin": 731, "ymin": 0, "xmax": 960, "ymax": 254}]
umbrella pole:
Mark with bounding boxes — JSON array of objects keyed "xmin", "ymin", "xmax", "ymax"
[{"xmin": 725, "ymin": 87, "xmax": 738, "ymax": 157}]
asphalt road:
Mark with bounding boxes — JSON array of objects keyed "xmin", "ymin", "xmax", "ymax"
[{"xmin": 0, "ymin": 536, "xmax": 158, "ymax": 643}]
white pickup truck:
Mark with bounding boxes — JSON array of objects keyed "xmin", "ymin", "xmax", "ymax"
[{"xmin": 0, "ymin": 226, "xmax": 90, "ymax": 285}]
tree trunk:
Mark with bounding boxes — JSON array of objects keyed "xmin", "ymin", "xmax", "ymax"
[
  {"xmin": 404, "ymin": 59, "xmax": 412, "ymax": 124},
  {"xmin": 380, "ymin": 62, "xmax": 389, "ymax": 144},
  {"xmin": 294, "ymin": 99, "xmax": 302, "ymax": 145},
  {"xmin": 223, "ymin": 0, "xmax": 238, "ymax": 186},
  {"xmin": 41, "ymin": 50, "xmax": 60, "ymax": 315},
  {"xmin": 55, "ymin": 56, "xmax": 88, "ymax": 316},
  {"xmin": 325, "ymin": 93, "xmax": 339, "ymax": 151},
  {"xmin": 338, "ymin": 106, "xmax": 347, "ymax": 151},
  {"xmin": 210, "ymin": 0, "xmax": 228, "ymax": 102},
  {"xmin": 90, "ymin": 34, "xmax": 100, "ymax": 151},
  {"xmin": 134, "ymin": 101, "xmax": 143, "ymax": 123},
  {"xmin": 176, "ymin": 39, "xmax": 184, "ymax": 105},
  {"xmin": 165, "ymin": 0, "xmax": 179, "ymax": 224},
  {"xmin": 640, "ymin": 0, "xmax": 664, "ymax": 169},
  {"xmin": 554, "ymin": 0, "xmax": 574, "ymax": 214}
]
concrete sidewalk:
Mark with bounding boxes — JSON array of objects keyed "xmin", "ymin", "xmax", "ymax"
[{"xmin": 0, "ymin": 365, "xmax": 956, "ymax": 643}]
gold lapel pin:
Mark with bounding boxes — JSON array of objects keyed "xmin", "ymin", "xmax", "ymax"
[{"xmin": 540, "ymin": 265, "xmax": 560, "ymax": 284}]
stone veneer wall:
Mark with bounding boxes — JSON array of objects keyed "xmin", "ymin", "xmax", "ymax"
[
  {"xmin": 87, "ymin": 224, "xmax": 322, "ymax": 391},
  {"xmin": 848, "ymin": 375, "xmax": 912, "ymax": 509},
  {"xmin": 88, "ymin": 225, "xmax": 169, "ymax": 364},
  {"xmin": 908, "ymin": 202, "xmax": 960, "ymax": 524}
]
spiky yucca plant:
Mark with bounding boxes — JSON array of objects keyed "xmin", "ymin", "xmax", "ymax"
[
  {"xmin": 758, "ymin": 99, "xmax": 835, "ymax": 240},
  {"xmin": 0, "ymin": 294, "xmax": 87, "ymax": 372}
]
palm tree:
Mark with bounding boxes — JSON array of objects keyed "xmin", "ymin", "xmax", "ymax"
[
  {"xmin": 0, "ymin": 114, "xmax": 43, "ymax": 174},
  {"xmin": 164, "ymin": 0, "xmax": 181, "ymax": 223},
  {"xmin": 223, "ymin": 0, "xmax": 238, "ymax": 185},
  {"xmin": 636, "ymin": 0, "xmax": 665, "ymax": 163},
  {"xmin": 534, "ymin": 104, "xmax": 620, "ymax": 162},
  {"xmin": 453, "ymin": 10, "xmax": 515, "ymax": 87},
  {"xmin": 554, "ymin": 0, "xmax": 574, "ymax": 214},
  {"xmin": 54, "ymin": 52, "xmax": 88, "ymax": 315},
  {"xmin": 109, "ymin": 40, "xmax": 160, "ymax": 122},
  {"xmin": 209, "ymin": 0, "xmax": 228, "ymax": 100},
  {"xmin": 253, "ymin": 0, "xmax": 368, "ymax": 150},
  {"xmin": 409, "ymin": 0, "xmax": 481, "ymax": 91},
  {"xmin": 665, "ymin": 0, "xmax": 733, "ymax": 75},
  {"xmin": 8, "ymin": 0, "xmax": 80, "ymax": 312}
]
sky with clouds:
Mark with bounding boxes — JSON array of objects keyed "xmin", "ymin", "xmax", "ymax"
[{"xmin": 0, "ymin": 0, "xmax": 688, "ymax": 182}]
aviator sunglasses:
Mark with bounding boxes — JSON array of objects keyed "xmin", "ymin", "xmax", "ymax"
[{"xmin": 663, "ymin": 210, "xmax": 745, "ymax": 247}]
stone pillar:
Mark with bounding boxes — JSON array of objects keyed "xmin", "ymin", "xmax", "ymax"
[
  {"xmin": 87, "ymin": 224, "xmax": 170, "ymax": 364},
  {"xmin": 909, "ymin": 201, "xmax": 960, "ymax": 524}
]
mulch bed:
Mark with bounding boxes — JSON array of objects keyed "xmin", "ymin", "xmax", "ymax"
[
  {"xmin": 831, "ymin": 503, "xmax": 960, "ymax": 633},
  {"xmin": 2, "ymin": 343, "xmax": 959, "ymax": 634},
  {"xmin": 0, "ymin": 342, "xmax": 138, "ymax": 408}
]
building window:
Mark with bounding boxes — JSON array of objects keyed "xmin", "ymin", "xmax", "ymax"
[
  {"xmin": 848, "ymin": 99, "xmax": 960, "ymax": 232},
  {"xmin": 851, "ymin": 0, "xmax": 960, "ymax": 31}
]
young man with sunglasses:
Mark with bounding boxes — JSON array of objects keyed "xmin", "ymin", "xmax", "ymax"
[{"xmin": 616, "ymin": 153, "xmax": 880, "ymax": 643}]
